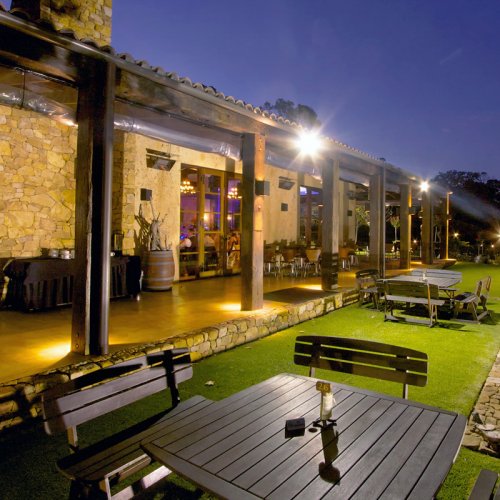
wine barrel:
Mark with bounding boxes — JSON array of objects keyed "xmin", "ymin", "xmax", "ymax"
[{"xmin": 142, "ymin": 250, "xmax": 174, "ymax": 291}]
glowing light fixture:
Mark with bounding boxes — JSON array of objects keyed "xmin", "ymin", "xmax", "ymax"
[
  {"xmin": 296, "ymin": 130, "xmax": 322, "ymax": 157},
  {"xmin": 454, "ymin": 232, "xmax": 459, "ymax": 238},
  {"xmin": 227, "ymin": 186, "xmax": 241, "ymax": 199},
  {"xmin": 420, "ymin": 181, "xmax": 430, "ymax": 192},
  {"xmin": 180, "ymin": 179, "xmax": 195, "ymax": 194}
]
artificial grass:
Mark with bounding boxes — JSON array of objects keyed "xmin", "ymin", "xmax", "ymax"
[{"xmin": 0, "ymin": 262, "xmax": 498, "ymax": 499}]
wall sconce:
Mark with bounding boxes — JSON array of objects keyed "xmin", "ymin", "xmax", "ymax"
[
  {"xmin": 278, "ymin": 176, "xmax": 295, "ymax": 190},
  {"xmin": 255, "ymin": 180, "xmax": 270, "ymax": 196},
  {"xmin": 146, "ymin": 148, "xmax": 176, "ymax": 171},
  {"xmin": 140, "ymin": 188, "xmax": 152, "ymax": 201}
]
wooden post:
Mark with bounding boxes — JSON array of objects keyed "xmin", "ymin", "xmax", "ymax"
[
  {"xmin": 321, "ymin": 158, "xmax": 340, "ymax": 290},
  {"xmin": 241, "ymin": 133, "xmax": 265, "ymax": 310},
  {"xmin": 399, "ymin": 183, "xmax": 411, "ymax": 269},
  {"xmin": 71, "ymin": 60, "xmax": 115, "ymax": 355},
  {"xmin": 369, "ymin": 167, "xmax": 386, "ymax": 277},
  {"xmin": 444, "ymin": 192, "xmax": 451, "ymax": 260},
  {"xmin": 421, "ymin": 188, "xmax": 433, "ymax": 265}
]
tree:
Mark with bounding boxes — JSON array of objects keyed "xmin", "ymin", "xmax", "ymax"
[
  {"xmin": 432, "ymin": 170, "xmax": 500, "ymax": 246},
  {"xmin": 261, "ymin": 98, "xmax": 321, "ymax": 129},
  {"xmin": 355, "ymin": 206, "xmax": 370, "ymax": 245}
]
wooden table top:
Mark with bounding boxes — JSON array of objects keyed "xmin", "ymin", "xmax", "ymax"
[
  {"xmin": 142, "ymin": 373, "xmax": 466, "ymax": 499},
  {"xmin": 388, "ymin": 274, "xmax": 460, "ymax": 290}
]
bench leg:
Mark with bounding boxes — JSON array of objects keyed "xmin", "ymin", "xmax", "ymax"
[{"xmin": 69, "ymin": 480, "xmax": 107, "ymax": 499}]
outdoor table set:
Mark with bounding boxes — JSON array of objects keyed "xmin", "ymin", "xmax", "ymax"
[
  {"xmin": 389, "ymin": 272, "xmax": 461, "ymax": 302},
  {"xmin": 141, "ymin": 373, "xmax": 465, "ymax": 499},
  {"xmin": 3, "ymin": 255, "xmax": 141, "ymax": 311}
]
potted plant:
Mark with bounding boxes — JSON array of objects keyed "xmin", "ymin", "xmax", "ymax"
[{"xmin": 142, "ymin": 200, "xmax": 174, "ymax": 291}]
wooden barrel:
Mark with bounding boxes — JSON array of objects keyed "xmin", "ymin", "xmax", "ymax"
[{"xmin": 142, "ymin": 250, "xmax": 174, "ymax": 291}]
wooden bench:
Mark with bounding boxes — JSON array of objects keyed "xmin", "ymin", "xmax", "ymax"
[
  {"xmin": 355, "ymin": 269, "xmax": 381, "ymax": 309},
  {"xmin": 42, "ymin": 348, "xmax": 213, "ymax": 499},
  {"xmin": 294, "ymin": 335, "xmax": 428, "ymax": 399},
  {"xmin": 454, "ymin": 276, "xmax": 492, "ymax": 323},
  {"xmin": 384, "ymin": 279, "xmax": 445, "ymax": 327},
  {"xmin": 468, "ymin": 469, "xmax": 499, "ymax": 499}
]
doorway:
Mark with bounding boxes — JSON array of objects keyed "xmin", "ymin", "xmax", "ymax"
[
  {"xmin": 179, "ymin": 165, "xmax": 241, "ymax": 279},
  {"xmin": 299, "ymin": 186, "xmax": 323, "ymax": 247}
]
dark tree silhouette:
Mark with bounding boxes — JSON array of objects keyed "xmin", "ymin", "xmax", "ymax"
[{"xmin": 261, "ymin": 98, "xmax": 321, "ymax": 129}]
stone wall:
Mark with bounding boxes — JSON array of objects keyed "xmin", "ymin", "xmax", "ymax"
[
  {"xmin": 0, "ymin": 105, "xmax": 76, "ymax": 259},
  {"xmin": 0, "ymin": 288, "xmax": 359, "ymax": 431},
  {"xmin": 11, "ymin": 0, "xmax": 112, "ymax": 45},
  {"xmin": 263, "ymin": 165, "xmax": 298, "ymax": 245}
]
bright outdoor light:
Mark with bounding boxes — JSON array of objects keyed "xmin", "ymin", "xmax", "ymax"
[
  {"xmin": 296, "ymin": 130, "xmax": 322, "ymax": 157},
  {"xmin": 420, "ymin": 181, "xmax": 430, "ymax": 192}
]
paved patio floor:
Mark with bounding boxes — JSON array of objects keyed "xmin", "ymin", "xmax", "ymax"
[{"xmin": 0, "ymin": 259, "xmax": 416, "ymax": 383}]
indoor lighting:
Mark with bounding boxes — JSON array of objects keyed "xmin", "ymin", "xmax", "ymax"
[
  {"xmin": 296, "ymin": 130, "xmax": 322, "ymax": 157},
  {"xmin": 227, "ymin": 186, "xmax": 241, "ymax": 199},
  {"xmin": 180, "ymin": 180, "xmax": 195, "ymax": 194}
]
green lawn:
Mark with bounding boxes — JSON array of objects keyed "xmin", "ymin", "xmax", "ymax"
[{"xmin": 0, "ymin": 262, "xmax": 499, "ymax": 499}]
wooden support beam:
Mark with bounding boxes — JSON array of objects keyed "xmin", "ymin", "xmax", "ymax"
[
  {"xmin": 421, "ymin": 189, "xmax": 433, "ymax": 265},
  {"xmin": 321, "ymin": 158, "xmax": 340, "ymax": 290},
  {"xmin": 399, "ymin": 183, "xmax": 411, "ymax": 269},
  {"xmin": 369, "ymin": 167, "xmax": 386, "ymax": 277},
  {"xmin": 71, "ymin": 60, "xmax": 115, "ymax": 355},
  {"xmin": 240, "ymin": 134, "xmax": 265, "ymax": 310},
  {"xmin": 444, "ymin": 192, "xmax": 451, "ymax": 260}
]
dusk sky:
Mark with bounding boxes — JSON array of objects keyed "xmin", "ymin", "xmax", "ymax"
[
  {"xmin": 110, "ymin": 0, "xmax": 499, "ymax": 181},
  {"xmin": 7, "ymin": 0, "xmax": 499, "ymax": 180}
]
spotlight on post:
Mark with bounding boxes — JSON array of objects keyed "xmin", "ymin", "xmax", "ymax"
[
  {"xmin": 296, "ymin": 130, "xmax": 322, "ymax": 157},
  {"xmin": 420, "ymin": 180, "xmax": 430, "ymax": 192}
]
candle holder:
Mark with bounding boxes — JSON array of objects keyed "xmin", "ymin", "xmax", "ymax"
[{"xmin": 313, "ymin": 381, "xmax": 337, "ymax": 430}]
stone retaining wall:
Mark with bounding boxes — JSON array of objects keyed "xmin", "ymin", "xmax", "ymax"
[{"xmin": 0, "ymin": 288, "xmax": 358, "ymax": 432}]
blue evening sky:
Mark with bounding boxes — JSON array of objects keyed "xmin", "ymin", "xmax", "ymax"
[{"xmin": 7, "ymin": 0, "xmax": 500, "ymax": 180}]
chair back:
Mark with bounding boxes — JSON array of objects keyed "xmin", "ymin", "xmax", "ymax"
[
  {"xmin": 282, "ymin": 248, "xmax": 297, "ymax": 262},
  {"xmin": 477, "ymin": 276, "xmax": 492, "ymax": 306},
  {"xmin": 294, "ymin": 335, "xmax": 427, "ymax": 399},
  {"xmin": 306, "ymin": 248, "xmax": 321, "ymax": 263},
  {"xmin": 338, "ymin": 247, "xmax": 351, "ymax": 259},
  {"xmin": 355, "ymin": 269, "xmax": 379, "ymax": 289}
]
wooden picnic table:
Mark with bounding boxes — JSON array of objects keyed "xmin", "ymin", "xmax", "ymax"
[
  {"xmin": 388, "ymin": 273, "xmax": 461, "ymax": 300},
  {"xmin": 142, "ymin": 373, "xmax": 466, "ymax": 499}
]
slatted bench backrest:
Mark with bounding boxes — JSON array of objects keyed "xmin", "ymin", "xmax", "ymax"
[
  {"xmin": 355, "ymin": 269, "xmax": 379, "ymax": 287},
  {"xmin": 294, "ymin": 335, "xmax": 427, "ymax": 399},
  {"xmin": 478, "ymin": 276, "xmax": 492, "ymax": 304},
  {"xmin": 42, "ymin": 349, "xmax": 192, "ymax": 436},
  {"xmin": 385, "ymin": 280, "xmax": 440, "ymax": 300}
]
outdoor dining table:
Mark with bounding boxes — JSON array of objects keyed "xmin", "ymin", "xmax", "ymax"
[
  {"xmin": 3, "ymin": 255, "xmax": 141, "ymax": 310},
  {"xmin": 388, "ymin": 273, "xmax": 461, "ymax": 300},
  {"xmin": 141, "ymin": 373, "xmax": 466, "ymax": 499}
]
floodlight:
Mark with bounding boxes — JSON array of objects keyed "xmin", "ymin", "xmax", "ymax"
[{"xmin": 296, "ymin": 130, "xmax": 322, "ymax": 157}]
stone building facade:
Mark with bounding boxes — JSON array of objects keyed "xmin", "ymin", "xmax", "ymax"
[{"xmin": 11, "ymin": 0, "xmax": 111, "ymax": 44}]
